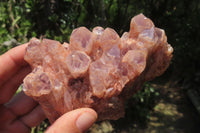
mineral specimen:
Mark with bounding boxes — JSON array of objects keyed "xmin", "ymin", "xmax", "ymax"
[{"xmin": 23, "ymin": 13, "xmax": 173, "ymax": 123}]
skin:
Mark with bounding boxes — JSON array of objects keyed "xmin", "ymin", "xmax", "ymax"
[{"xmin": 0, "ymin": 44, "xmax": 97, "ymax": 133}]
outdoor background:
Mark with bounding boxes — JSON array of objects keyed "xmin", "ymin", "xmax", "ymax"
[{"xmin": 0, "ymin": 0, "xmax": 200, "ymax": 133}]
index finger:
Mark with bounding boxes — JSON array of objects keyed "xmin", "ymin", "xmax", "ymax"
[{"xmin": 0, "ymin": 43, "xmax": 28, "ymax": 86}]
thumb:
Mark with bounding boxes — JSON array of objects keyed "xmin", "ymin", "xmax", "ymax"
[{"xmin": 45, "ymin": 108, "xmax": 97, "ymax": 133}]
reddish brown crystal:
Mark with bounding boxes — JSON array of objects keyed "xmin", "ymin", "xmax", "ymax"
[{"xmin": 23, "ymin": 13, "xmax": 173, "ymax": 123}]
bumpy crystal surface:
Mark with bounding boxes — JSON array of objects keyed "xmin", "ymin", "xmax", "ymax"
[{"xmin": 23, "ymin": 13, "xmax": 173, "ymax": 123}]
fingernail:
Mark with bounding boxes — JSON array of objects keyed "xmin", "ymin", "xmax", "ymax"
[{"xmin": 76, "ymin": 112, "xmax": 97, "ymax": 132}]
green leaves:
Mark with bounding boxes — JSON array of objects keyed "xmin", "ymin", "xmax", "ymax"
[
  {"xmin": 132, "ymin": 83, "xmax": 159, "ymax": 105},
  {"xmin": 11, "ymin": 16, "xmax": 21, "ymax": 27},
  {"xmin": 48, "ymin": 14, "xmax": 59, "ymax": 23}
]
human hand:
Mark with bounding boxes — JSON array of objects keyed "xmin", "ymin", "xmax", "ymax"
[
  {"xmin": 45, "ymin": 108, "xmax": 97, "ymax": 133},
  {"xmin": 0, "ymin": 44, "xmax": 45, "ymax": 132},
  {"xmin": 0, "ymin": 44, "xmax": 97, "ymax": 133}
]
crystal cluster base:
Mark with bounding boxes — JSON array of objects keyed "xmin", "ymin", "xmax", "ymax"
[{"xmin": 23, "ymin": 13, "xmax": 173, "ymax": 123}]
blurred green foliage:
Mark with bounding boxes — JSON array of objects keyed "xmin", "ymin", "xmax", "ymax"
[
  {"xmin": 110, "ymin": 82, "xmax": 159, "ymax": 131},
  {"xmin": 0, "ymin": 0, "xmax": 200, "ymax": 132}
]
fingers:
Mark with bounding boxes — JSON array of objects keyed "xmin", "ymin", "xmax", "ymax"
[
  {"xmin": 20, "ymin": 105, "xmax": 46, "ymax": 127},
  {"xmin": 5, "ymin": 91, "xmax": 37, "ymax": 116},
  {"xmin": 0, "ymin": 105, "xmax": 30, "ymax": 133},
  {"xmin": 0, "ymin": 43, "xmax": 28, "ymax": 86},
  {"xmin": 7, "ymin": 119, "xmax": 31, "ymax": 133},
  {"xmin": 45, "ymin": 108, "xmax": 97, "ymax": 133},
  {"xmin": 0, "ymin": 66, "xmax": 31, "ymax": 104},
  {"xmin": 3, "ymin": 91, "xmax": 45, "ymax": 129},
  {"xmin": 6, "ymin": 106, "xmax": 44, "ymax": 133}
]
